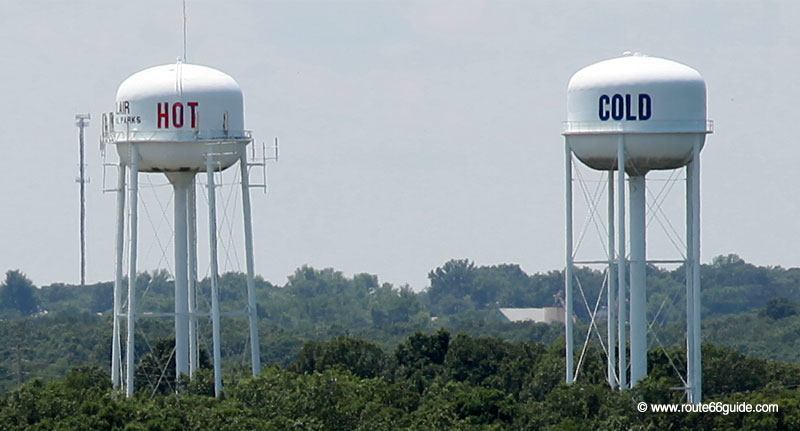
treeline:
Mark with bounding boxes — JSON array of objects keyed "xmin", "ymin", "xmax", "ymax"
[
  {"xmin": 6, "ymin": 254, "xmax": 800, "ymax": 323},
  {"xmin": 2, "ymin": 254, "xmax": 800, "ymax": 392},
  {"xmin": 3, "ymin": 332, "xmax": 800, "ymax": 430}
]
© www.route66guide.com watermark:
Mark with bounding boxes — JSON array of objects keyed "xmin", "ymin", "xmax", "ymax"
[{"xmin": 637, "ymin": 401, "xmax": 779, "ymax": 415}]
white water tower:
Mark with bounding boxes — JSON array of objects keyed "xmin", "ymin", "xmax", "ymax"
[
  {"xmin": 562, "ymin": 53, "xmax": 712, "ymax": 403},
  {"xmin": 103, "ymin": 61, "xmax": 264, "ymax": 398}
]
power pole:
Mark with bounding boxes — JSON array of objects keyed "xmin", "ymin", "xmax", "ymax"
[{"xmin": 75, "ymin": 114, "xmax": 90, "ymax": 288}]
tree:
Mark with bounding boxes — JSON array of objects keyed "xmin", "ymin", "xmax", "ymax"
[
  {"xmin": 135, "ymin": 337, "xmax": 211, "ymax": 395},
  {"xmin": 763, "ymin": 298, "xmax": 797, "ymax": 320},
  {"xmin": 88, "ymin": 282, "xmax": 113, "ymax": 313},
  {"xmin": 427, "ymin": 259, "xmax": 477, "ymax": 315},
  {"xmin": 393, "ymin": 330, "xmax": 451, "ymax": 392},
  {"xmin": 369, "ymin": 284, "xmax": 421, "ymax": 327},
  {"xmin": 0, "ymin": 270, "xmax": 40, "ymax": 316},
  {"xmin": 290, "ymin": 336, "xmax": 387, "ymax": 379}
]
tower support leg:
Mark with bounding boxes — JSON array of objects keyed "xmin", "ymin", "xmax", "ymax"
[
  {"xmin": 629, "ymin": 174, "xmax": 647, "ymax": 386},
  {"xmin": 112, "ymin": 164, "xmax": 126, "ymax": 389},
  {"xmin": 616, "ymin": 138, "xmax": 628, "ymax": 389},
  {"xmin": 125, "ymin": 145, "xmax": 139, "ymax": 398},
  {"xmin": 607, "ymin": 170, "xmax": 617, "ymax": 389},
  {"xmin": 167, "ymin": 172, "xmax": 193, "ymax": 381},
  {"xmin": 564, "ymin": 144, "xmax": 574, "ymax": 384},
  {"xmin": 239, "ymin": 146, "xmax": 262, "ymax": 376},
  {"xmin": 687, "ymin": 139, "xmax": 702, "ymax": 403},
  {"xmin": 188, "ymin": 177, "xmax": 198, "ymax": 379},
  {"xmin": 206, "ymin": 152, "xmax": 223, "ymax": 398}
]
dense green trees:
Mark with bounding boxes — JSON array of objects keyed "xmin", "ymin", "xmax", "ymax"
[
  {"xmin": 1, "ymin": 255, "xmax": 800, "ymax": 428},
  {"xmin": 0, "ymin": 270, "xmax": 40, "ymax": 316},
  {"xmin": 763, "ymin": 298, "xmax": 798, "ymax": 320},
  {"xmin": 134, "ymin": 337, "xmax": 212, "ymax": 395},
  {"xmin": 4, "ymin": 254, "xmax": 800, "ymax": 393},
  {"xmin": 291, "ymin": 336, "xmax": 387, "ymax": 379},
  {"xmin": 2, "ymin": 332, "xmax": 800, "ymax": 430}
]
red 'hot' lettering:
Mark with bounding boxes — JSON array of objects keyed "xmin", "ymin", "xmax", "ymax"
[
  {"xmin": 172, "ymin": 102, "xmax": 184, "ymax": 128},
  {"xmin": 157, "ymin": 103, "xmax": 169, "ymax": 128},
  {"xmin": 187, "ymin": 102, "xmax": 199, "ymax": 128}
]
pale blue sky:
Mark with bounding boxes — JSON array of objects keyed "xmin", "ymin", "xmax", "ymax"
[{"xmin": 1, "ymin": 1, "xmax": 799, "ymax": 290}]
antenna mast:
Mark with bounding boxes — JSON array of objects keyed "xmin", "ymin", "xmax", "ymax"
[
  {"xmin": 182, "ymin": 0, "xmax": 188, "ymax": 61},
  {"xmin": 75, "ymin": 113, "xmax": 91, "ymax": 288}
]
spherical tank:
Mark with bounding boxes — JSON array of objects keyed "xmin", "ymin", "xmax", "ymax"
[
  {"xmin": 111, "ymin": 62, "xmax": 248, "ymax": 172},
  {"xmin": 563, "ymin": 53, "xmax": 712, "ymax": 173}
]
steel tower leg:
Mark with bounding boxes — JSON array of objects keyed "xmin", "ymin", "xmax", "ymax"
[
  {"xmin": 239, "ymin": 146, "xmax": 262, "ymax": 376},
  {"xmin": 687, "ymin": 139, "xmax": 702, "ymax": 403},
  {"xmin": 125, "ymin": 145, "xmax": 139, "ymax": 398},
  {"xmin": 78, "ymin": 119, "xmax": 87, "ymax": 289},
  {"xmin": 112, "ymin": 164, "xmax": 126, "ymax": 389},
  {"xmin": 616, "ymin": 138, "xmax": 628, "ymax": 389},
  {"xmin": 167, "ymin": 173, "xmax": 193, "ymax": 381},
  {"xmin": 685, "ymin": 160, "xmax": 695, "ymax": 402},
  {"xmin": 607, "ymin": 170, "xmax": 617, "ymax": 389},
  {"xmin": 188, "ymin": 177, "xmax": 198, "ymax": 379},
  {"xmin": 629, "ymin": 175, "xmax": 647, "ymax": 386},
  {"xmin": 206, "ymin": 152, "xmax": 223, "ymax": 398},
  {"xmin": 564, "ymin": 144, "xmax": 574, "ymax": 384}
]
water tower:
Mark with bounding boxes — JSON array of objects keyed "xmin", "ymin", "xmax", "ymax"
[
  {"xmin": 562, "ymin": 53, "xmax": 712, "ymax": 403},
  {"xmin": 102, "ymin": 61, "xmax": 264, "ymax": 398}
]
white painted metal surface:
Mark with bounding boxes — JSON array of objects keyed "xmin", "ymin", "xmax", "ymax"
[
  {"xmin": 111, "ymin": 62, "xmax": 248, "ymax": 172},
  {"xmin": 188, "ymin": 180, "xmax": 198, "ymax": 379},
  {"xmin": 125, "ymin": 145, "xmax": 139, "ymax": 398},
  {"xmin": 111, "ymin": 164, "xmax": 125, "ymax": 390},
  {"xmin": 564, "ymin": 145, "xmax": 574, "ymax": 384},
  {"xmin": 239, "ymin": 146, "xmax": 262, "ymax": 375},
  {"xmin": 628, "ymin": 175, "xmax": 647, "ymax": 385},
  {"xmin": 616, "ymin": 139, "xmax": 627, "ymax": 390},
  {"xmin": 687, "ymin": 139, "xmax": 702, "ymax": 403},
  {"xmin": 564, "ymin": 54, "xmax": 711, "ymax": 172},
  {"xmin": 206, "ymin": 153, "xmax": 223, "ymax": 398},
  {"xmin": 606, "ymin": 170, "xmax": 616, "ymax": 389},
  {"xmin": 167, "ymin": 172, "xmax": 193, "ymax": 378}
]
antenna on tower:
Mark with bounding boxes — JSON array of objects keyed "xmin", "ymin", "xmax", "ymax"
[
  {"xmin": 182, "ymin": 0, "xmax": 188, "ymax": 61},
  {"xmin": 75, "ymin": 113, "xmax": 91, "ymax": 289}
]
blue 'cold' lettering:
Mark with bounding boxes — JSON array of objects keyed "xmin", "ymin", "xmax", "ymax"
[
  {"xmin": 598, "ymin": 95, "xmax": 610, "ymax": 121},
  {"xmin": 598, "ymin": 93, "xmax": 652, "ymax": 121},
  {"xmin": 638, "ymin": 94, "xmax": 652, "ymax": 120},
  {"xmin": 611, "ymin": 94, "xmax": 624, "ymax": 120},
  {"xmin": 625, "ymin": 94, "xmax": 636, "ymax": 120}
]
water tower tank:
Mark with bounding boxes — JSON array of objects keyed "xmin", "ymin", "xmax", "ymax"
[
  {"xmin": 112, "ymin": 62, "xmax": 248, "ymax": 172},
  {"xmin": 563, "ymin": 53, "xmax": 712, "ymax": 173}
]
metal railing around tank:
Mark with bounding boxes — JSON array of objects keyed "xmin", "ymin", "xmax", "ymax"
[
  {"xmin": 101, "ymin": 128, "xmax": 252, "ymax": 144},
  {"xmin": 562, "ymin": 120, "xmax": 714, "ymax": 135}
]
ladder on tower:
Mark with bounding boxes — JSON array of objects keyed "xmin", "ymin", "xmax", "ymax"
[{"xmin": 243, "ymin": 137, "xmax": 278, "ymax": 193}]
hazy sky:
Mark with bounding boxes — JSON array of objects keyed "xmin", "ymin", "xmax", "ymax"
[{"xmin": 1, "ymin": 0, "xmax": 799, "ymax": 290}]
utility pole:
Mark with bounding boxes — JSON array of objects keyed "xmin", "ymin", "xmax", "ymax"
[{"xmin": 75, "ymin": 114, "xmax": 90, "ymax": 288}]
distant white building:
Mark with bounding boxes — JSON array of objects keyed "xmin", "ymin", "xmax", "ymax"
[{"xmin": 499, "ymin": 307, "xmax": 566, "ymax": 324}]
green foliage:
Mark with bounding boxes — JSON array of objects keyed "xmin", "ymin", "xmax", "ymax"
[
  {"xmin": 2, "ymin": 333, "xmax": 798, "ymax": 430},
  {"xmin": 2, "ymin": 254, "xmax": 799, "ymax": 396},
  {"xmin": 763, "ymin": 298, "xmax": 798, "ymax": 320},
  {"xmin": 428, "ymin": 259, "xmax": 478, "ymax": 314},
  {"xmin": 135, "ymin": 337, "xmax": 212, "ymax": 395},
  {"xmin": 186, "ymin": 368, "xmax": 215, "ymax": 397},
  {"xmin": 0, "ymin": 254, "xmax": 799, "ymax": 428},
  {"xmin": 370, "ymin": 283, "xmax": 422, "ymax": 327},
  {"xmin": 393, "ymin": 330, "xmax": 451, "ymax": 392},
  {"xmin": 290, "ymin": 336, "xmax": 387, "ymax": 378},
  {"xmin": 0, "ymin": 270, "xmax": 40, "ymax": 316}
]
